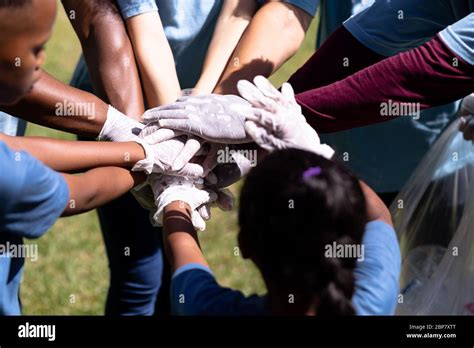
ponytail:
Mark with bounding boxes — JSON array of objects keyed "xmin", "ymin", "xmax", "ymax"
[{"xmin": 317, "ymin": 260, "xmax": 356, "ymax": 316}]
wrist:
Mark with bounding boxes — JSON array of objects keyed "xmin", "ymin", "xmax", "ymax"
[
  {"xmin": 194, "ymin": 77, "xmax": 217, "ymax": 95},
  {"xmin": 131, "ymin": 138, "xmax": 156, "ymax": 174},
  {"xmin": 130, "ymin": 141, "xmax": 147, "ymax": 163},
  {"xmin": 164, "ymin": 200, "xmax": 192, "ymax": 215},
  {"xmin": 98, "ymin": 106, "xmax": 144, "ymax": 142}
]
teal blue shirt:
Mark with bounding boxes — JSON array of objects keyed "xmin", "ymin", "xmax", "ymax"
[
  {"xmin": 318, "ymin": 0, "xmax": 459, "ymax": 193},
  {"xmin": 344, "ymin": 0, "xmax": 474, "ymax": 65}
]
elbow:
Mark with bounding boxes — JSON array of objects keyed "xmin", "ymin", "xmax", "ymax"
[
  {"xmin": 260, "ymin": 2, "xmax": 311, "ymax": 52},
  {"xmin": 62, "ymin": 175, "xmax": 97, "ymax": 216},
  {"xmin": 89, "ymin": 16, "xmax": 132, "ymax": 58}
]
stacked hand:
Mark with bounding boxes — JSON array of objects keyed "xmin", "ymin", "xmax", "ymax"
[
  {"xmin": 236, "ymin": 76, "xmax": 334, "ymax": 159},
  {"xmin": 140, "ymin": 94, "xmax": 254, "ymax": 144},
  {"xmin": 98, "ymin": 106, "xmax": 235, "ymax": 230},
  {"xmin": 99, "ymin": 105, "xmax": 219, "ymax": 221},
  {"xmin": 99, "ymin": 105, "xmax": 207, "ymax": 178},
  {"xmin": 100, "ymin": 76, "xmax": 333, "ymax": 230},
  {"xmin": 148, "ymin": 174, "xmax": 234, "ymax": 231},
  {"xmin": 133, "ymin": 134, "xmax": 206, "ymax": 177}
]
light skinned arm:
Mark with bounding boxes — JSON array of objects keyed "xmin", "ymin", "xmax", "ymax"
[
  {"xmin": 214, "ymin": 1, "xmax": 312, "ymax": 95},
  {"xmin": 62, "ymin": 0, "xmax": 145, "ymax": 118},
  {"xmin": 163, "ymin": 201, "xmax": 208, "ymax": 272},
  {"xmin": 0, "ymin": 72, "xmax": 109, "ymax": 138},
  {"xmin": 125, "ymin": 11, "xmax": 181, "ymax": 107},
  {"xmin": 0, "ymin": 132, "xmax": 145, "ymax": 173},
  {"xmin": 62, "ymin": 167, "xmax": 145, "ymax": 216},
  {"xmin": 194, "ymin": 0, "xmax": 258, "ymax": 94}
]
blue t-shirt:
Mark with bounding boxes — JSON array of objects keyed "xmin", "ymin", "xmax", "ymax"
[
  {"xmin": 72, "ymin": 0, "xmax": 319, "ymax": 91},
  {"xmin": 317, "ymin": 0, "xmax": 459, "ymax": 193},
  {"xmin": 0, "ymin": 142, "xmax": 69, "ymax": 315},
  {"xmin": 344, "ymin": 0, "xmax": 474, "ymax": 65},
  {"xmin": 170, "ymin": 221, "xmax": 401, "ymax": 316}
]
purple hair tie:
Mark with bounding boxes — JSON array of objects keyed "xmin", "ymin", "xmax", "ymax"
[{"xmin": 302, "ymin": 166, "xmax": 322, "ymax": 181}]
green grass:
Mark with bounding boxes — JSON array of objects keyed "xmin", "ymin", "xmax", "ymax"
[{"xmin": 21, "ymin": 3, "xmax": 317, "ymax": 315}]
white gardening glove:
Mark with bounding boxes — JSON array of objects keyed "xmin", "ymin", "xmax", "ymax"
[
  {"xmin": 96, "ymin": 106, "xmax": 156, "ymax": 209},
  {"xmin": 459, "ymin": 93, "xmax": 474, "ymax": 141},
  {"xmin": 132, "ymin": 141, "xmax": 234, "ymax": 217},
  {"xmin": 97, "ymin": 105, "xmax": 205, "ymax": 176},
  {"xmin": 130, "ymin": 138, "xmax": 207, "ymax": 212},
  {"xmin": 133, "ymin": 134, "xmax": 207, "ymax": 178},
  {"xmin": 140, "ymin": 94, "xmax": 254, "ymax": 144},
  {"xmin": 97, "ymin": 106, "xmax": 144, "ymax": 142},
  {"xmin": 195, "ymin": 187, "xmax": 235, "ymax": 222},
  {"xmin": 237, "ymin": 76, "xmax": 334, "ymax": 159},
  {"xmin": 150, "ymin": 175, "xmax": 217, "ymax": 231}
]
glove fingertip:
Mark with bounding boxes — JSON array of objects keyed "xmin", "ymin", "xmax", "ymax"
[
  {"xmin": 281, "ymin": 82, "xmax": 296, "ymax": 100},
  {"xmin": 244, "ymin": 120, "xmax": 258, "ymax": 132},
  {"xmin": 192, "ymin": 211, "xmax": 206, "ymax": 231},
  {"xmin": 180, "ymin": 163, "xmax": 205, "ymax": 179}
]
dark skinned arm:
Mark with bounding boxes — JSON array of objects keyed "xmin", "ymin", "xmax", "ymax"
[
  {"xmin": 0, "ymin": 1, "xmax": 144, "ymax": 135},
  {"xmin": 163, "ymin": 201, "xmax": 208, "ymax": 272},
  {"xmin": 62, "ymin": 167, "xmax": 145, "ymax": 216},
  {"xmin": 1, "ymin": 72, "xmax": 109, "ymax": 138},
  {"xmin": 62, "ymin": 0, "xmax": 145, "ymax": 118},
  {"xmin": 0, "ymin": 132, "xmax": 145, "ymax": 173}
]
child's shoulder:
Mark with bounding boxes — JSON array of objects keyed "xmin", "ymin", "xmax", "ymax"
[
  {"xmin": 0, "ymin": 142, "xmax": 27, "ymax": 197},
  {"xmin": 0, "ymin": 141, "xmax": 66, "ymax": 209},
  {"xmin": 171, "ymin": 263, "xmax": 268, "ymax": 316}
]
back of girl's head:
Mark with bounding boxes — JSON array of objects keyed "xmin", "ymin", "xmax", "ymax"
[{"xmin": 238, "ymin": 149, "xmax": 367, "ymax": 316}]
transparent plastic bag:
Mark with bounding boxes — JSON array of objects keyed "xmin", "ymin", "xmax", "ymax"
[{"xmin": 390, "ymin": 119, "xmax": 474, "ymax": 315}]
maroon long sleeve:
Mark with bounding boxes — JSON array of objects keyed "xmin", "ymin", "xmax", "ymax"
[
  {"xmin": 289, "ymin": 26, "xmax": 385, "ymax": 93},
  {"xmin": 295, "ymin": 34, "xmax": 474, "ymax": 133}
]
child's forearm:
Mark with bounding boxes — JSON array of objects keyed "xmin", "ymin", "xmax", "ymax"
[
  {"xmin": 163, "ymin": 201, "xmax": 208, "ymax": 272},
  {"xmin": 0, "ymin": 133, "xmax": 145, "ymax": 172},
  {"xmin": 61, "ymin": 167, "xmax": 146, "ymax": 216}
]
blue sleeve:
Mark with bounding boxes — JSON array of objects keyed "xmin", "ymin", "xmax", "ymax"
[
  {"xmin": 439, "ymin": 13, "xmax": 474, "ymax": 66},
  {"xmin": 171, "ymin": 263, "xmax": 267, "ymax": 315},
  {"xmin": 116, "ymin": 0, "xmax": 158, "ymax": 19},
  {"xmin": 257, "ymin": 0, "xmax": 319, "ymax": 16},
  {"xmin": 343, "ymin": 0, "xmax": 457, "ymax": 56},
  {"xmin": 0, "ymin": 142, "xmax": 69, "ymax": 239},
  {"xmin": 284, "ymin": 0, "xmax": 319, "ymax": 16},
  {"xmin": 352, "ymin": 221, "xmax": 401, "ymax": 315}
]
